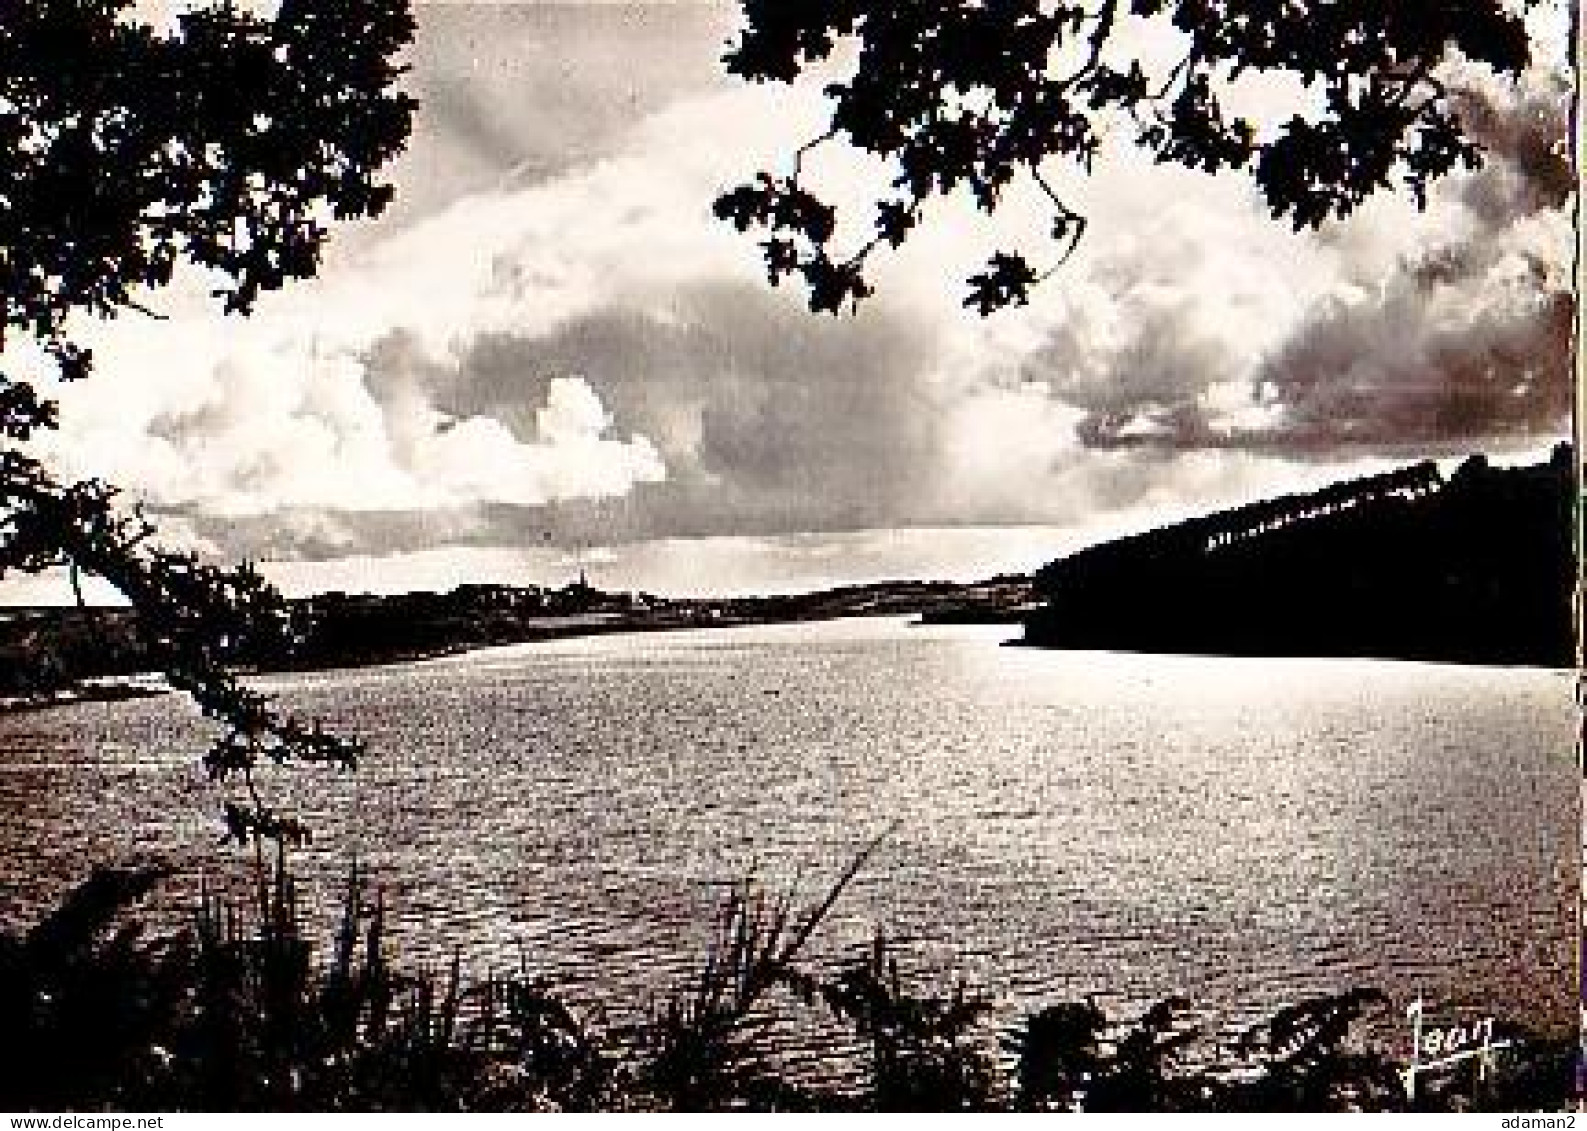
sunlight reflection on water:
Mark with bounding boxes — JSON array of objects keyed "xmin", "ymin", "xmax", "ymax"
[{"xmin": 0, "ymin": 616, "xmax": 1575, "ymax": 1039}]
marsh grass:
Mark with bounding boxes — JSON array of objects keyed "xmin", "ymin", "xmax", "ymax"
[{"xmin": 0, "ymin": 857, "xmax": 1572, "ymax": 1112}]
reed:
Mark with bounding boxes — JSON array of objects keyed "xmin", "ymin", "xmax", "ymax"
[{"xmin": 0, "ymin": 859, "xmax": 1570, "ymax": 1113}]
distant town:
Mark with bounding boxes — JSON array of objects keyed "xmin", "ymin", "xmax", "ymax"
[{"xmin": 284, "ymin": 569, "xmax": 1040, "ymax": 669}]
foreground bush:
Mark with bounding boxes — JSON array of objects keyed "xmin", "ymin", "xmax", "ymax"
[{"xmin": 0, "ymin": 863, "xmax": 1571, "ymax": 1112}]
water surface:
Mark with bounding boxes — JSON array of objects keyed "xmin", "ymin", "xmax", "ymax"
[{"xmin": 0, "ymin": 617, "xmax": 1574, "ymax": 1037}]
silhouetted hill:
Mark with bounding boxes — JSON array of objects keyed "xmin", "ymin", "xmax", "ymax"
[
  {"xmin": 0, "ymin": 575, "xmax": 1038, "ymax": 706},
  {"xmin": 1022, "ymin": 444, "xmax": 1575, "ymax": 666}
]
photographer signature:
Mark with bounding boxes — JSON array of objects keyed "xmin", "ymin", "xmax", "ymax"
[{"xmin": 1398, "ymin": 997, "xmax": 1513, "ymax": 1099}]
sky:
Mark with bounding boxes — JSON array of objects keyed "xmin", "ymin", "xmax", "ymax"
[{"xmin": 3, "ymin": 0, "xmax": 1575, "ymax": 600}]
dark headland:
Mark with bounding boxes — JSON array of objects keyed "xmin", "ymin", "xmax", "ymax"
[
  {"xmin": 0, "ymin": 445, "xmax": 1572, "ymax": 709},
  {"xmin": 1021, "ymin": 444, "xmax": 1575, "ymax": 667}
]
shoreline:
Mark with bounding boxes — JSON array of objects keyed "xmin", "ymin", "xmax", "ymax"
[
  {"xmin": 0, "ymin": 605, "xmax": 988, "ymax": 712},
  {"xmin": 0, "ymin": 676, "xmax": 171, "ymax": 714},
  {"xmin": 5, "ymin": 606, "xmax": 1567, "ymax": 718}
]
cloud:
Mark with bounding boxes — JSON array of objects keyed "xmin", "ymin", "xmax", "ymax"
[
  {"xmin": 1003, "ymin": 61, "xmax": 1573, "ymax": 457},
  {"xmin": 99, "ymin": 333, "xmax": 667, "ymax": 519},
  {"xmin": 1249, "ymin": 248, "xmax": 1569, "ymax": 451},
  {"xmin": 19, "ymin": 9, "xmax": 1574, "ymax": 582},
  {"xmin": 377, "ymin": 3, "xmax": 738, "ymax": 226},
  {"xmin": 426, "ymin": 282, "xmax": 945, "ymax": 515},
  {"xmin": 158, "ymin": 282, "xmax": 949, "ymax": 559},
  {"xmin": 1243, "ymin": 68, "xmax": 1573, "ymax": 453}
]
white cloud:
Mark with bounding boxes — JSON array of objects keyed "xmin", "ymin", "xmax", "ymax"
[{"xmin": 38, "ymin": 326, "xmax": 664, "ymax": 518}]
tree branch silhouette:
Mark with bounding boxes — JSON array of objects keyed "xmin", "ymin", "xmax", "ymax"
[
  {"xmin": 0, "ymin": 0, "xmax": 416, "ymax": 848},
  {"xmin": 713, "ymin": 0, "xmax": 1534, "ymax": 316}
]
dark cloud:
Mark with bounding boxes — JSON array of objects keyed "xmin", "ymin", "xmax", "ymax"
[
  {"xmin": 1249, "ymin": 269, "xmax": 1570, "ymax": 450},
  {"xmin": 166, "ymin": 506, "xmax": 488, "ymax": 563},
  {"xmin": 384, "ymin": 3, "xmax": 736, "ymax": 222},
  {"xmin": 1242, "ymin": 72, "xmax": 1573, "ymax": 454},
  {"xmin": 1026, "ymin": 304, "xmax": 1229, "ymax": 451},
  {"xmin": 383, "ymin": 282, "xmax": 945, "ymax": 533},
  {"xmin": 1451, "ymin": 71, "xmax": 1574, "ymax": 223},
  {"xmin": 1048, "ymin": 71, "xmax": 1572, "ymax": 457},
  {"xmin": 178, "ymin": 282, "xmax": 951, "ymax": 560}
]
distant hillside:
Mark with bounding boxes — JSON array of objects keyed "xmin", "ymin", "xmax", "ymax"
[
  {"xmin": 0, "ymin": 574, "xmax": 1037, "ymax": 706},
  {"xmin": 1022, "ymin": 444, "xmax": 1575, "ymax": 667}
]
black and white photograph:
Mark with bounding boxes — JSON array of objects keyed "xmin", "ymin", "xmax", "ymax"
[{"xmin": 0, "ymin": 0, "xmax": 1578, "ymax": 1113}]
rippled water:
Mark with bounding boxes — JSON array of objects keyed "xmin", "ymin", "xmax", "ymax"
[{"xmin": 0, "ymin": 617, "xmax": 1576, "ymax": 1039}]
